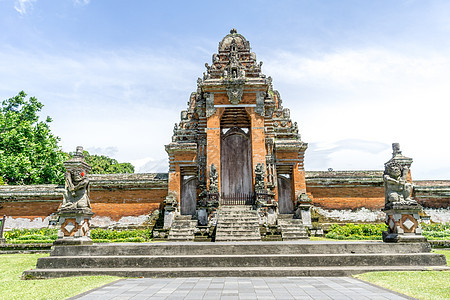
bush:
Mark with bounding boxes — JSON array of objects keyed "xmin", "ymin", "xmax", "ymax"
[
  {"xmin": 5, "ymin": 228, "xmax": 152, "ymax": 243},
  {"xmin": 422, "ymin": 223, "xmax": 450, "ymax": 240},
  {"xmin": 5, "ymin": 228, "xmax": 57, "ymax": 239},
  {"xmin": 325, "ymin": 223, "xmax": 387, "ymax": 240},
  {"xmin": 90, "ymin": 229, "xmax": 152, "ymax": 241}
]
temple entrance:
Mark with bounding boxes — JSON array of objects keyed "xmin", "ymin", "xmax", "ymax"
[{"xmin": 220, "ymin": 108, "xmax": 252, "ymax": 201}]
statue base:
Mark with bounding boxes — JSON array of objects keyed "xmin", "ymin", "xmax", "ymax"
[
  {"xmin": 382, "ymin": 204, "xmax": 426, "ymax": 243},
  {"xmin": 54, "ymin": 209, "xmax": 94, "ymax": 246}
]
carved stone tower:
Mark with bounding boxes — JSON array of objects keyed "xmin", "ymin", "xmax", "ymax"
[{"xmin": 165, "ymin": 29, "xmax": 308, "ymax": 230}]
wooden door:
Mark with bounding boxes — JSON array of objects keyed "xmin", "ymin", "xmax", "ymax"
[
  {"xmin": 180, "ymin": 176, "xmax": 197, "ymax": 216},
  {"xmin": 277, "ymin": 174, "xmax": 293, "ymax": 213},
  {"xmin": 221, "ymin": 127, "xmax": 252, "ymax": 196}
]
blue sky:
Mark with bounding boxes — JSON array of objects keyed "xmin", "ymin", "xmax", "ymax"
[{"xmin": 1, "ymin": 0, "xmax": 450, "ymax": 179}]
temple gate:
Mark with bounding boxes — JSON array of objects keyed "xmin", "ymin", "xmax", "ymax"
[{"xmin": 164, "ymin": 29, "xmax": 309, "ymax": 239}]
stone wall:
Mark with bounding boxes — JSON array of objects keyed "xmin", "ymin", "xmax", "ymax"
[
  {"xmin": 0, "ymin": 173, "xmax": 168, "ymax": 228},
  {"xmin": 0, "ymin": 171, "xmax": 448, "ymax": 228}
]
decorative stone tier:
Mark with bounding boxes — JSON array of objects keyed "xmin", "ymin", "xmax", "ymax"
[{"xmin": 22, "ymin": 241, "xmax": 448, "ymax": 279}]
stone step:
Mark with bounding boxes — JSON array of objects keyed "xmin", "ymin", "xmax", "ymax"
[
  {"xmin": 214, "ymin": 237, "xmax": 262, "ymax": 242},
  {"xmin": 215, "ymin": 229, "xmax": 260, "ymax": 234},
  {"xmin": 35, "ymin": 253, "xmax": 446, "ymax": 269},
  {"xmin": 24, "ymin": 265, "xmax": 450, "ymax": 280},
  {"xmin": 49, "ymin": 242, "xmax": 435, "ymax": 256}
]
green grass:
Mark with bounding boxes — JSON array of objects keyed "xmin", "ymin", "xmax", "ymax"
[
  {"xmin": 355, "ymin": 250, "xmax": 450, "ymax": 300},
  {"xmin": 0, "ymin": 253, "xmax": 119, "ymax": 300},
  {"xmin": 355, "ymin": 271, "xmax": 450, "ymax": 300}
]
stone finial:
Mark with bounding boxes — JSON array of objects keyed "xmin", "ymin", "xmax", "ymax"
[
  {"xmin": 75, "ymin": 146, "xmax": 84, "ymax": 157},
  {"xmin": 392, "ymin": 143, "xmax": 401, "ymax": 156},
  {"xmin": 230, "ymin": 28, "xmax": 237, "ymax": 34}
]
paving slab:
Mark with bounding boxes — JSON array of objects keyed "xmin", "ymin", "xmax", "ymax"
[{"xmin": 70, "ymin": 277, "xmax": 415, "ymax": 300}]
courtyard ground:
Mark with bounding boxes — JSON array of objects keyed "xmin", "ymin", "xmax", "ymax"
[{"xmin": 0, "ymin": 251, "xmax": 448, "ymax": 300}]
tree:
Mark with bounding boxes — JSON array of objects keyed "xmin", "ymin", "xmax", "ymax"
[
  {"xmin": 82, "ymin": 151, "xmax": 134, "ymax": 174},
  {"xmin": 0, "ymin": 92, "xmax": 67, "ymax": 185}
]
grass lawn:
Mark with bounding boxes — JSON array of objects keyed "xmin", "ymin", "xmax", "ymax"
[
  {"xmin": 0, "ymin": 253, "xmax": 119, "ymax": 300},
  {"xmin": 355, "ymin": 249, "xmax": 450, "ymax": 300}
]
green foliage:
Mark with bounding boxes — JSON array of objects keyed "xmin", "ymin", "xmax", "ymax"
[
  {"xmin": 0, "ymin": 91, "xmax": 67, "ymax": 185},
  {"xmin": 325, "ymin": 223, "xmax": 387, "ymax": 240},
  {"xmin": 90, "ymin": 228, "xmax": 151, "ymax": 241},
  {"xmin": 81, "ymin": 151, "xmax": 134, "ymax": 174},
  {"xmin": 422, "ymin": 223, "xmax": 450, "ymax": 240},
  {"xmin": 4, "ymin": 228, "xmax": 57, "ymax": 239},
  {"xmin": 5, "ymin": 228, "xmax": 150, "ymax": 243}
]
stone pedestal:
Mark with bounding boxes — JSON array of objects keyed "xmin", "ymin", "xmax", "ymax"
[
  {"xmin": 54, "ymin": 209, "xmax": 94, "ymax": 245},
  {"xmin": 383, "ymin": 204, "xmax": 427, "ymax": 243}
]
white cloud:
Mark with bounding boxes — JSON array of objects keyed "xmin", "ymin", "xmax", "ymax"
[
  {"xmin": 74, "ymin": 0, "xmax": 90, "ymax": 5},
  {"xmin": 14, "ymin": 0, "xmax": 35, "ymax": 15},
  {"xmin": 263, "ymin": 47, "xmax": 450, "ymax": 179}
]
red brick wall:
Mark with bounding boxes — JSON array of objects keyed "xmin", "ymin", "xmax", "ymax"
[{"xmin": 306, "ymin": 185, "xmax": 385, "ymax": 210}]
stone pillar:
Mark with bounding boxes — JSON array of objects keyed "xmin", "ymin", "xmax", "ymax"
[
  {"xmin": 55, "ymin": 146, "xmax": 94, "ymax": 246},
  {"xmin": 383, "ymin": 205, "xmax": 426, "ymax": 243},
  {"xmin": 0, "ymin": 215, "xmax": 6, "ymax": 244},
  {"xmin": 382, "ymin": 143, "xmax": 426, "ymax": 243}
]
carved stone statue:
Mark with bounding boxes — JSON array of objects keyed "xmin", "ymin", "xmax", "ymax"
[
  {"xmin": 60, "ymin": 146, "xmax": 92, "ymax": 211},
  {"xmin": 209, "ymin": 164, "xmax": 219, "ymax": 193},
  {"xmin": 255, "ymin": 163, "xmax": 266, "ymax": 191},
  {"xmin": 383, "ymin": 161, "xmax": 416, "ymax": 208},
  {"xmin": 61, "ymin": 168, "xmax": 91, "ymax": 210}
]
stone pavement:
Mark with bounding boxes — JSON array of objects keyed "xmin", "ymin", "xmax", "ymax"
[{"xmin": 71, "ymin": 277, "xmax": 414, "ymax": 300}]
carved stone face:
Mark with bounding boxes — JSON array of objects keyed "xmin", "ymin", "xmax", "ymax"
[
  {"xmin": 71, "ymin": 169, "xmax": 84, "ymax": 183},
  {"xmin": 387, "ymin": 164, "xmax": 401, "ymax": 179}
]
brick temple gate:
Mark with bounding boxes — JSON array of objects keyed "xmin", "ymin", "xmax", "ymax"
[{"xmin": 164, "ymin": 29, "xmax": 309, "ymax": 238}]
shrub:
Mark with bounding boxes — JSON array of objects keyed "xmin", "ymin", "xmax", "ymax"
[
  {"xmin": 422, "ymin": 223, "xmax": 450, "ymax": 240},
  {"xmin": 5, "ymin": 228, "xmax": 57, "ymax": 239},
  {"xmin": 325, "ymin": 223, "xmax": 387, "ymax": 240},
  {"xmin": 90, "ymin": 229, "xmax": 152, "ymax": 241}
]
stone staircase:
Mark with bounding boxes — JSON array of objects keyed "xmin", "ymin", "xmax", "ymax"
[
  {"xmin": 167, "ymin": 215, "xmax": 197, "ymax": 241},
  {"xmin": 278, "ymin": 214, "xmax": 308, "ymax": 240},
  {"xmin": 23, "ymin": 241, "xmax": 449, "ymax": 279},
  {"xmin": 215, "ymin": 206, "xmax": 261, "ymax": 241}
]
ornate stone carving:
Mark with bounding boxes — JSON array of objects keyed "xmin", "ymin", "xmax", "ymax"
[
  {"xmin": 384, "ymin": 161, "xmax": 415, "ymax": 208},
  {"xmin": 382, "ymin": 143, "xmax": 425, "ymax": 243},
  {"xmin": 61, "ymin": 168, "xmax": 91, "ymax": 210},
  {"xmin": 205, "ymin": 93, "xmax": 216, "ymax": 118},
  {"xmin": 256, "ymin": 91, "xmax": 265, "ymax": 116},
  {"xmin": 208, "ymin": 164, "xmax": 219, "ymax": 193},
  {"xmin": 61, "ymin": 147, "xmax": 92, "ymax": 211},
  {"xmin": 255, "ymin": 163, "xmax": 266, "ymax": 191},
  {"xmin": 55, "ymin": 146, "xmax": 93, "ymax": 245},
  {"xmin": 226, "ymin": 81, "xmax": 244, "ymax": 105}
]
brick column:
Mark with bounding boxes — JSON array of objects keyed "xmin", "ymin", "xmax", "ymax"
[
  {"xmin": 206, "ymin": 108, "xmax": 224, "ymax": 191},
  {"xmin": 247, "ymin": 107, "xmax": 266, "ymax": 186}
]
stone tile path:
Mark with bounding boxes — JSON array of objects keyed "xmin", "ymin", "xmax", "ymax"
[{"xmin": 71, "ymin": 277, "xmax": 413, "ymax": 300}]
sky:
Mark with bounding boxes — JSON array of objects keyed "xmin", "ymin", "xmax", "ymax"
[{"xmin": 1, "ymin": 0, "xmax": 449, "ymax": 180}]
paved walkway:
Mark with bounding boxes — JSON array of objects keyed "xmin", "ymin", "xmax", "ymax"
[{"xmin": 71, "ymin": 277, "xmax": 413, "ymax": 300}]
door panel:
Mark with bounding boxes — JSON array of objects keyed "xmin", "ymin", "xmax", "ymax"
[
  {"xmin": 181, "ymin": 176, "xmax": 197, "ymax": 216},
  {"xmin": 221, "ymin": 128, "xmax": 252, "ymax": 196},
  {"xmin": 278, "ymin": 175, "xmax": 293, "ymax": 214}
]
